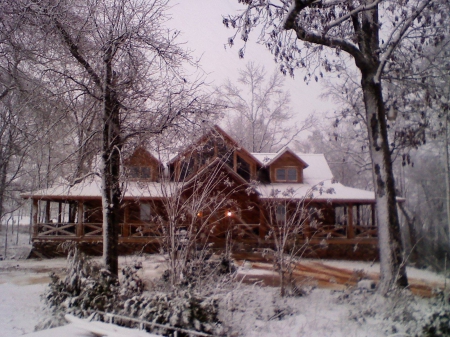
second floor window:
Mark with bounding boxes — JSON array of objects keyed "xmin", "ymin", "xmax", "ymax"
[
  {"xmin": 275, "ymin": 168, "xmax": 297, "ymax": 182},
  {"xmin": 129, "ymin": 166, "xmax": 151, "ymax": 180}
]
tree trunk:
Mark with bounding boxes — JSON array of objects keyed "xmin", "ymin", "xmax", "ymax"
[
  {"xmin": 445, "ymin": 105, "xmax": 450, "ymax": 250},
  {"xmin": 361, "ymin": 75, "xmax": 408, "ymax": 293},
  {"xmin": 101, "ymin": 42, "xmax": 122, "ymax": 277}
]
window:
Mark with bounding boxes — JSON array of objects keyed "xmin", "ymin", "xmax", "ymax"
[
  {"xmin": 179, "ymin": 157, "xmax": 195, "ymax": 180},
  {"xmin": 275, "ymin": 168, "xmax": 297, "ymax": 182},
  {"xmin": 140, "ymin": 203, "xmax": 151, "ymax": 221},
  {"xmin": 237, "ymin": 155, "xmax": 251, "ymax": 181},
  {"xmin": 276, "ymin": 204, "xmax": 286, "ymax": 223},
  {"xmin": 129, "ymin": 166, "xmax": 152, "ymax": 180}
]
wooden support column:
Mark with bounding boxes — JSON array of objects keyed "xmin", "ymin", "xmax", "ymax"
[
  {"xmin": 32, "ymin": 199, "xmax": 39, "ymax": 237},
  {"xmin": 45, "ymin": 201, "xmax": 51, "ymax": 224},
  {"xmin": 371, "ymin": 204, "xmax": 376, "ymax": 227},
  {"xmin": 58, "ymin": 202, "xmax": 62, "ymax": 223},
  {"xmin": 347, "ymin": 204, "xmax": 355, "ymax": 239},
  {"xmin": 77, "ymin": 201, "xmax": 84, "ymax": 237},
  {"xmin": 122, "ymin": 202, "xmax": 130, "ymax": 237},
  {"xmin": 356, "ymin": 205, "xmax": 361, "ymax": 227}
]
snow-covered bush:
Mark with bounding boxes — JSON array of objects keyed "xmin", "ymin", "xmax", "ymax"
[
  {"xmin": 121, "ymin": 290, "xmax": 224, "ymax": 335},
  {"xmin": 337, "ymin": 288, "xmax": 441, "ymax": 336},
  {"xmin": 159, "ymin": 254, "xmax": 236, "ymax": 293},
  {"xmin": 44, "ymin": 247, "xmax": 142, "ymax": 318},
  {"xmin": 42, "ymin": 248, "xmax": 225, "ymax": 335},
  {"xmin": 422, "ymin": 309, "xmax": 450, "ymax": 336}
]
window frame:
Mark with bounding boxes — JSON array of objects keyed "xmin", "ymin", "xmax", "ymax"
[
  {"xmin": 275, "ymin": 167, "xmax": 298, "ymax": 182},
  {"xmin": 128, "ymin": 165, "xmax": 152, "ymax": 180}
]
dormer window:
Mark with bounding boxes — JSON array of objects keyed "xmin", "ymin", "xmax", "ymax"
[
  {"xmin": 276, "ymin": 167, "xmax": 297, "ymax": 182},
  {"xmin": 129, "ymin": 166, "xmax": 151, "ymax": 180}
]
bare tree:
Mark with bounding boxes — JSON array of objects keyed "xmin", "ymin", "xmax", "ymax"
[
  {"xmin": 12, "ymin": 0, "xmax": 214, "ymax": 276},
  {"xmin": 224, "ymin": 0, "xmax": 448, "ymax": 293},
  {"xmin": 262, "ymin": 190, "xmax": 308, "ymax": 296},
  {"xmin": 220, "ymin": 62, "xmax": 315, "ymax": 152},
  {"xmin": 159, "ymin": 159, "xmax": 242, "ymax": 287}
]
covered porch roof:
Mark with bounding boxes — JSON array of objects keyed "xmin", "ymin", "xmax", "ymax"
[{"xmin": 21, "ymin": 177, "xmax": 183, "ymax": 201}]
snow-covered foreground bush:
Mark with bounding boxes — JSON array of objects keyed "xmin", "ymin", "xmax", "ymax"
[
  {"xmin": 41, "ymin": 249, "xmax": 230, "ymax": 335},
  {"xmin": 34, "ymin": 249, "xmax": 450, "ymax": 336}
]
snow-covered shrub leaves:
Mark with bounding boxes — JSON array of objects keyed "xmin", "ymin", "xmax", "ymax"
[
  {"xmin": 422, "ymin": 308, "xmax": 450, "ymax": 336},
  {"xmin": 121, "ymin": 290, "xmax": 224, "ymax": 335},
  {"xmin": 44, "ymin": 248, "xmax": 143, "ymax": 318},
  {"xmin": 43, "ymin": 249, "xmax": 227, "ymax": 335}
]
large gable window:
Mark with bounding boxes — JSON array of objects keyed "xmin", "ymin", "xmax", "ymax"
[{"xmin": 275, "ymin": 168, "xmax": 297, "ymax": 182}]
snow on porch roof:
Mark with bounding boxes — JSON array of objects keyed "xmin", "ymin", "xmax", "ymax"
[
  {"xmin": 21, "ymin": 177, "xmax": 181, "ymax": 200},
  {"xmin": 256, "ymin": 182, "xmax": 376, "ymax": 203}
]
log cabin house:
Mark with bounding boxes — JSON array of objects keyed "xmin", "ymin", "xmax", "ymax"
[{"xmin": 22, "ymin": 125, "xmax": 382, "ymax": 259}]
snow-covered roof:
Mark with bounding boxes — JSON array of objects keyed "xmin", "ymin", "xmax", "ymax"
[
  {"xmin": 251, "ymin": 151, "xmax": 375, "ymax": 202},
  {"xmin": 21, "ymin": 177, "xmax": 181, "ymax": 200},
  {"xmin": 251, "ymin": 147, "xmax": 309, "ymax": 168},
  {"xmin": 251, "ymin": 152, "xmax": 334, "ymax": 185},
  {"xmin": 22, "ymin": 150, "xmax": 377, "ymax": 204},
  {"xmin": 256, "ymin": 182, "xmax": 375, "ymax": 203}
]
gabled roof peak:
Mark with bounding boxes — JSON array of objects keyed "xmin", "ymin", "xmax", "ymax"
[
  {"xmin": 168, "ymin": 124, "xmax": 263, "ymax": 166},
  {"xmin": 251, "ymin": 147, "xmax": 309, "ymax": 168}
]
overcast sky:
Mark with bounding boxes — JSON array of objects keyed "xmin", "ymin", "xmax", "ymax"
[{"xmin": 169, "ymin": 0, "xmax": 334, "ymax": 123}]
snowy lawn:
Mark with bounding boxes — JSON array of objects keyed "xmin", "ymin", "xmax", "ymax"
[{"xmin": 0, "ymin": 254, "xmax": 447, "ymax": 336}]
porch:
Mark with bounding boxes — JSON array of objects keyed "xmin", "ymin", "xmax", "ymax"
[{"xmin": 29, "ymin": 198, "xmax": 379, "ymax": 260}]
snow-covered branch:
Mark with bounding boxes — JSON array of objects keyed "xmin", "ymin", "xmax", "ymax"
[
  {"xmin": 374, "ymin": 0, "xmax": 433, "ymax": 84},
  {"xmin": 323, "ymin": 0, "xmax": 382, "ymax": 33}
]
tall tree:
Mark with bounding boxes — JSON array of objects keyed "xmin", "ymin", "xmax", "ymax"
[
  {"xmin": 224, "ymin": 0, "xmax": 448, "ymax": 292},
  {"xmin": 220, "ymin": 62, "xmax": 315, "ymax": 152},
  {"xmin": 16, "ymin": 0, "xmax": 213, "ymax": 276}
]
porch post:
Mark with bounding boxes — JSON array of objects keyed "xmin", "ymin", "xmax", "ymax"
[
  {"xmin": 77, "ymin": 201, "xmax": 84, "ymax": 237},
  {"xmin": 347, "ymin": 204, "xmax": 355, "ymax": 239},
  {"xmin": 58, "ymin": 202, "xmax": 62, "ymax": 223},
  {"xmin": 45, "ymin": 201, "xmax": 51, "ymax": 223},
  {"xmin": 356, "ymin": 205, "xmax": 361, "ymax": 227},
  {"xmin": 32, "ymin": 199, "xmax": 38, "ymax": 237},
  {"xmin": 371, "ymin": 204, "xmax": 376, "ymax": 227},
  {"xmin": 122, "ymin": 202, "xmax": 130, "ymax": 237}
]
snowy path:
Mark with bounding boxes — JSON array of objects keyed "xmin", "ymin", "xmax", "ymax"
[{"xmin": 234, "ymin": 254, "xmax": 446, "ymax": 297}]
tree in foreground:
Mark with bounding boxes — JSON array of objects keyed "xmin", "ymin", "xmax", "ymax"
[
  {"xmin": 157, "ymin": 147, "xmax": 243, "ymax": 287},
  {"xmin": 17, "ymin": 0, "xmax": 213, "ymax": 276},
  {"xmin": 261, "ymin": 187, "xmax": 327, "ymax": 297},
  {"xmin": 224, "ymin": 0, "xmax": 448, "ymax": 293}
]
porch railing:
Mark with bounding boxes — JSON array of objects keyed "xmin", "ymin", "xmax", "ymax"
[{"xmin": 33, "ymin": 221, "xmax": 378, "ymax": 240}]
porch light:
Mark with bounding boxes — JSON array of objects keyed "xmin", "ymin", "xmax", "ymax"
[{"xmin": 226, "ymin": 211, "xmax": 232, "ymax": 217}]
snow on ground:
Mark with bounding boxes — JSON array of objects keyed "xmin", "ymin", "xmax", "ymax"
[
  {"xmin": 0, "ymin": 283, "xmax": 46, "ymax": 337},
  {"xmin": 23, "ymin": 315, "xmax": 160, "ymax": 337},
  {"xmin": 310, "ymin": 258, "xmax": 446, "ymax": 284},
  {"xmin": 0, "ymin": 253, "xmax": 447, "ymax": 337}
]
